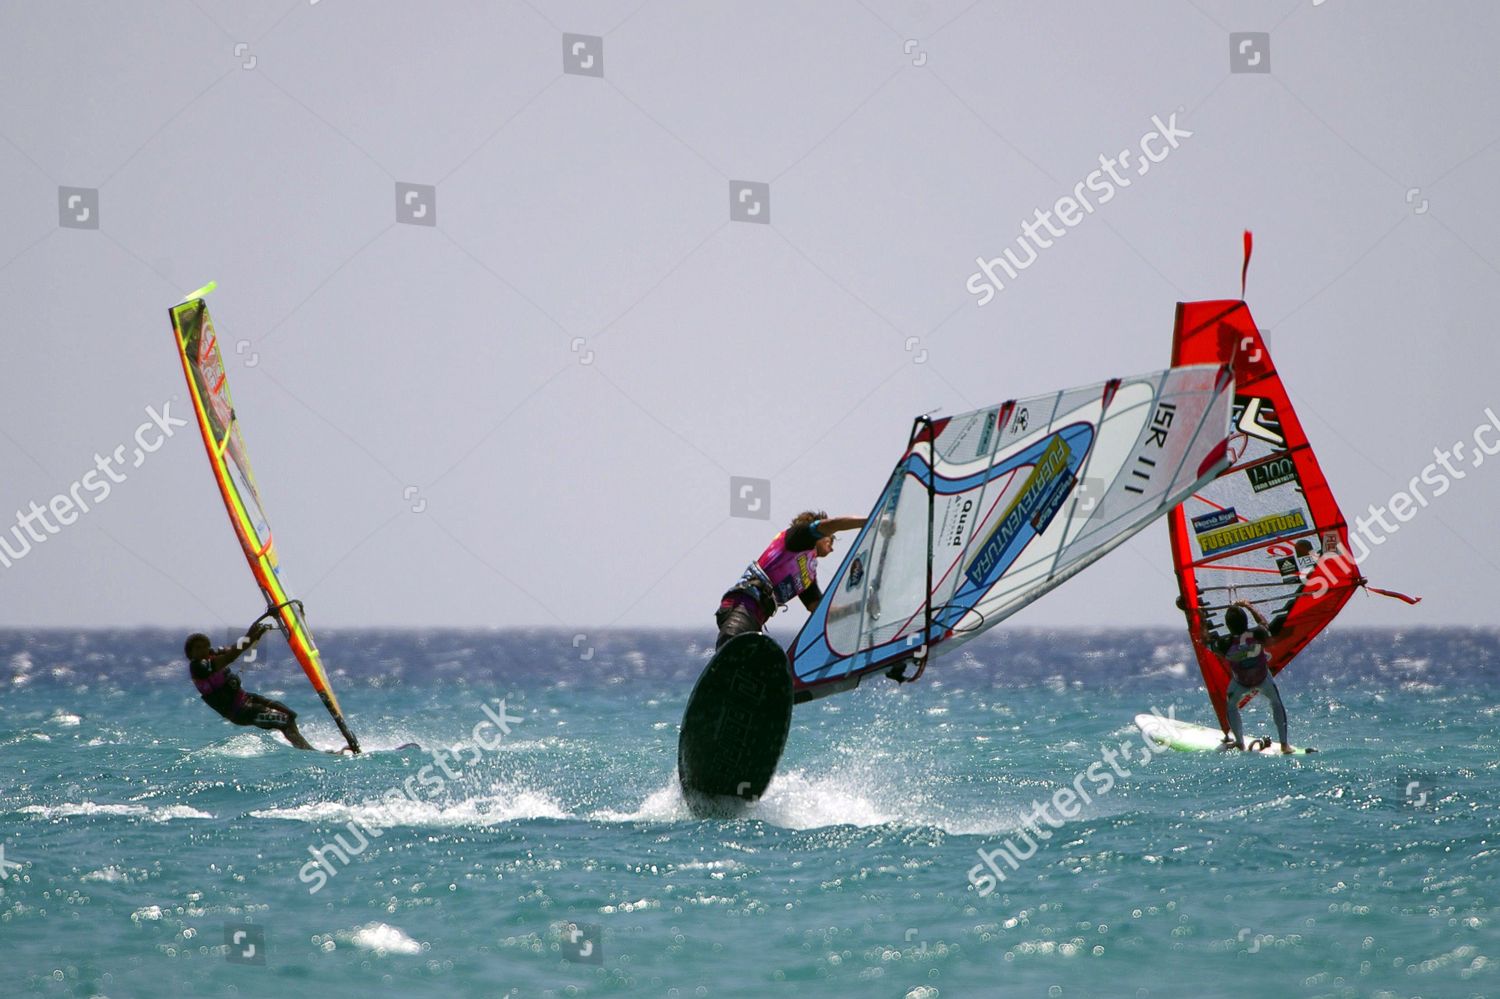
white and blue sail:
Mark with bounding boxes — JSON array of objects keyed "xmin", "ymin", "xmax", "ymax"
[{"xmin": 789, "ymin": 364, "xmax": 1234, "ymax": 702}]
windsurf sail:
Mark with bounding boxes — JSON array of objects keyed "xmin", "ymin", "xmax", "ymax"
[
  {"xmin": 1167, "ymin": 233, "xmax": 1418, "ymax": 733},
  {"xmin": 168, "ymin": 287, "xmax": 360, "ymax": 754},
  {"xmin": 789, "ymin": 364, "xmax": 1236, "ymax": 702}
]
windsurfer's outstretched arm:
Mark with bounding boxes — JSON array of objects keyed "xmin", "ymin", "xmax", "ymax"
[
  {"xmin": 794, "ymin": 517, "xmax": 866, "ymax": 614},
  {"xmin": 813, "ymin": 516, "xmax": 867, "ymax": 536},
  {"xmin": 205, "ymin": 620, "xmax": 274, "ymax": 671}
]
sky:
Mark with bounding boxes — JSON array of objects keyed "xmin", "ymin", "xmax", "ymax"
[{"xmin": 0, "ymin": 0, "xmax": 1496, "ymax": 633}]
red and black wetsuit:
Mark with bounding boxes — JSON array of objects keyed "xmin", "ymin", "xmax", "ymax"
[
  {"xmin": 189, "ymin": 657, "xmax": 298, "ymax": 732},
  {"xmin": 716, "ymin": 520, "xmax": 824, "ymax": 650}
]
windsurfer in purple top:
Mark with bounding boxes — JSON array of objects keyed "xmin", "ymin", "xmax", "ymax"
[
  {"xmin": 185, "ymin": 623, "xmax": 316, "ymax": 750},
  {"xmin": 715, "ymin": 510, "xmax": 867, "ymax": 651}
]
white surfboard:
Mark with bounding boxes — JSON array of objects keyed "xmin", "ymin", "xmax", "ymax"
[{"xmin": 1134, "ymin": 714, "xmax": 1314, "ymax": 755}]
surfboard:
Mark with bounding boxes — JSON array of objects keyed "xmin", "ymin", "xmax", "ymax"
[
  {"xmin": 677, "ymin": 634, "xmax": 793, "ymax": 817},
  {"xmin": 1134, "ymin": 713, "xmax": 1314, "ymax": 755}
]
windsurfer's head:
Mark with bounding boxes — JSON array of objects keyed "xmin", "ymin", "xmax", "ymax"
[
  {"xmin": 1223, "ymin": 606, "xmax": 1249, "ymax": 635},
  {"xmin": 184, "ymin": 633, "xmax": 212, "ymax": 659},
  {"xmin": 791, "ymin": 509, "xmax": 833, "ymax": 558}
]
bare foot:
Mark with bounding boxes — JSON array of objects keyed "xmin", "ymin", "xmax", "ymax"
[{"xmin": 1280, "ymin": 744, "xmax": 1295, "ymax": 754}]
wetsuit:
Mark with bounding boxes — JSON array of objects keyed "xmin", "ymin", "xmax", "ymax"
[
  {"xmin": 189, "ymin": 657, "xmax": 299, "ymax": 734},
  {"xmin": 716, "ymin": 521, "xmax": 824, "ymax": 649},
  {"xmin": 1210, "ymin": 625, "xmax": 1289, "ymax": 747}
]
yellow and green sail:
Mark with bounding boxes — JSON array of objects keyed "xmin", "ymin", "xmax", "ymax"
[{"xmin": 169, "ymin": 287, "xmax": 360, "ymax": 753}]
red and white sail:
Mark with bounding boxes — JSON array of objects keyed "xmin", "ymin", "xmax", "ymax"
[{"xmin": 1167, "ymin": 234, "xmax": 1417, "ymax": 731}]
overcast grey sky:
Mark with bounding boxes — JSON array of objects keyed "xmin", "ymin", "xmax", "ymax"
[{"xmin": 0, "ymin": 0, "xmax": 1495, "ymax": 633}]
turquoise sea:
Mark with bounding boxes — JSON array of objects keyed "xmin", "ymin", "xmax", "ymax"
[{"xmin": 2, "ymin": 628, "xmax": 1496, "ymax": 998}]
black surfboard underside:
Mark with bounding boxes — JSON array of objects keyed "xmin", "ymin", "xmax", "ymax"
[{"xmin": 677, "ymin": 634, "xmax": 793, "ymax": 817}]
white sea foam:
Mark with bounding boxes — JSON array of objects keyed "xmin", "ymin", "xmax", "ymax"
[
  {"xmin": 202, "ymin": 734, "xmax": 275, "ymax": 758},
  {"xmin": 747, "ymin": 769, "xmax": 897, "ymax": 829},
  {"xmin": 1141, "ymin": 660, "xmax": 1190, "ymax": 679},
  {"xmin": 342, "ymin": 922, "xmax": 425, "ymax": 956},
  {"xmin": 591, "ymin": 782, "xmax": 692, "ymax": 823},
  {"xmin": 596, "ymin": 759, "xmax": 1104, "ymax": 839},
  {"xmin": 607, "ymin": 776, "xmax": 870, "ymax": 830},
  {"xmin": 82, "ymin": 866, "xmax": 130, "ymax": 883}
]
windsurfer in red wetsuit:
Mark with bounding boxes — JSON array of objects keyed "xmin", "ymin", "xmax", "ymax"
[{"xmin": 185, "ymin": 623, "xmax": 316, "ymax": 750}]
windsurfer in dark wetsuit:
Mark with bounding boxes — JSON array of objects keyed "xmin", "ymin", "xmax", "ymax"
[
  {"xmin": 1200, "ymin": 600, "xmax": 1293, "ymax": 754},
  {"xmin": 185, "ymin": 623, "xmax": 315, "ymax": 750}
]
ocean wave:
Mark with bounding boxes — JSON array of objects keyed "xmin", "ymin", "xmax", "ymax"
[
  {"xmin": 250, "ymin": 787, "xmax": 567, "ymax": 828},
  {"xmin": 20, "ymin": 802, "xmax": 213, "ymax": 822},
  {"xmin": 200, "ymin": 734, "xmax": 277, "ymax": 758}
]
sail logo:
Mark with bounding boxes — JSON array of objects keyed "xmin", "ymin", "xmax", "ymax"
[
  {"xmin": 1247, "ymin": 456, "xmax": 1296, "ymax": 492},
  {"xmin": 1233, "ymin": 396, "xmax": 1284, "ymax": 448},
  {"xmin": 973, "ymin": 409, "xmax": 998, "ymax": 455},
  {"xmin": 965, "ymin": 435, "xmax": 1073, "ymax": 585},
  {"xmin": 196, "ymin": 315, "xmax": 218, "ymax": 365},
  {"xmin": 1197, "ymin": 509, "xmax": 1308, "ymax": 556},
  {"xmin": 846, "ymin": 554, "xmax": 866, "ymax": 589},
  {"xmin": 943, "ymin": 498, "xmax": 975, "ymax": 547},
  {"xmin": 190, "ymin": 316, "xmax": 235, "ymax": 436},
  {"xmin": 1124, "ymin": 402, "xmax": 1177, "ymax": 495},
  {"xmin": 1191, "ymin": 508, "xmax": 1237, "ymax": 536}
]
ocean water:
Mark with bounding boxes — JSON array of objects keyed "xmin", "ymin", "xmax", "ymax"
[{"xmin": 1, "ymin": 627, "xmax": 1496, "ymax": 999}]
